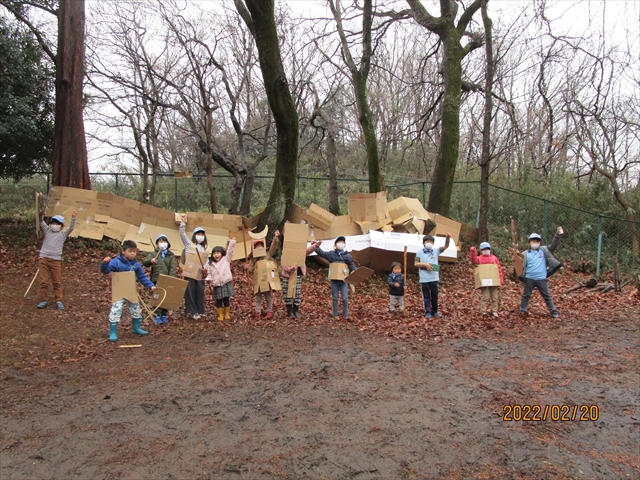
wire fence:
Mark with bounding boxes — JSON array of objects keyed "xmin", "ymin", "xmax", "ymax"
[{"xmin": 1, "ymin": 172, "xmax": 638, "ymax": 274}]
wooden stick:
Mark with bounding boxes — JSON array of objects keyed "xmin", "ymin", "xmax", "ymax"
[
  {"xmin": 194, "ymin": 247, "xmax": 215, "ymax": 296},
  {"xmin": 119, "ymin": 345, "xmax": 142, "ymax": 348},
  {"xmin": 24, "ymin": 268, "xmax": 40, "ymax": 297},
  {"xmin": 403, "ymin": 246, "xmax": 408, "ymax": 317},
  {"xmin": 241, "ymin": 225, "xmax": 255, "ymax": 317}
]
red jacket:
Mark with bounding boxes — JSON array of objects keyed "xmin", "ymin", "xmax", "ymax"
[{"xmin": 470, "ymin": 247, "xmax": 505, "ymax": 285}]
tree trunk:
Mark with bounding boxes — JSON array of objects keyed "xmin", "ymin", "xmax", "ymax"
[
  {"xmin": 478, "ymin": 0, "xmax": 494, "ymax": 242},
  {"xmin": 205, "ymin": 150, "xmax": 217, "ymax": 214},
  {"xmin": 52, "ymin": 0, "xmax": 90, "ymax": 189},
  {"xmin": 237, "ymin": 0, "xmax": 299, "ymax": 230},
  {"xmin": 355, "ymin": 79, "xmax": 382, "ymax": 193},
  {"xmin": 326, "ymin": 124, "xmax": 339, "ymax": 216},
  {"xmin": 229, "ymin": 172, "xmax": 246, "ymax": 215},
  {"xmin": 427, "ymin": 30, "xmax": 463, "ymax": 216},
  {"xmin": 240, "ymin": 167, "xmax": 255, "ymax": 216}
]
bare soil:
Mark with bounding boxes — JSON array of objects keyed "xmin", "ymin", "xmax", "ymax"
[{"xmin": 0, "ymin": 226, "xmax": 638, "ymax": 479}]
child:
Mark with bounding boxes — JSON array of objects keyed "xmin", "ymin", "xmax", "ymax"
[
  {"xmin": 143, "ymin": 234, "xmax": 177, "ymax": 325},
  {"xmin": 520, "ymin": 228, "xmax": 564, "ymax": 318},
  {"xmin": 387, "ymin": 262, "xmax": 406, "ymax": 315},
  {"xmin": 179, "ymin": 215, "xmax": 208, "ymax": 319},
  {"xmin": 469, "ymin": 242, "xmax": 505, "ymax": 316},
  {"xmin": 37, "ymin": 210, "xmax": 77, "ymax": 310},
  {"xmin": 312, "ymin": 236, "xmax": 356, "ymax": 318},
  {"xmin": 247, "ymin": 229, "xmax": 280, "ymax": 319},
  {"xmin": 100, "ymin": 240, "xmax": 156, "ymax": 342},
  {"xmin": 205, "ymin": 237, "xmax": 236, "ymax": 321},
  {"xmin": 414, "ymin": 233, "xmax": 451, "ymax": 319},
  {"xmin": 281, "ymin": 243, "xmax": 318, "ymax": 318}
]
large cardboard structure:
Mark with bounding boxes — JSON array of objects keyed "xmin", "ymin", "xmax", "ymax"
[
  {"xmin": 150, "ymin": 274, "xmax": 189, "ymax": 310},
  {"xmin": 473, "ymin": 264, "xmax": 501, "ymax": 288},
  {"xmin": 281, "ymin": 223, "xmax": 309, "ymax": 267}
]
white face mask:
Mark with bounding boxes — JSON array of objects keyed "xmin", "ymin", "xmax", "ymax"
[
  {"xmin": 158, "ymin": 242, "xmax": 168, "ymax": 251},
  {"xmin": 424, "ymin": 243, "xmax": 433, "ymax": 250},
  {"xmin": 50, "ymin": 224, "xmax": 62, "ymax": 232},
  {"xmin": 195, "ymin": 235, "xmax": 205, "ymax": 244},
  {"xmin": 482, "ymin": 250, "xmax": 491, "ymax": 256},
  {"xmin": 335, "ymin": 243, "xmax": 345, "ymax": 251},
  {"xmin": 530, "ymin": 242, "xmax": 540, "ymax": 250}
]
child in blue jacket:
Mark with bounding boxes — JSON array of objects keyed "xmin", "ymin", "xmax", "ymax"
[
  {"xmin": 100, "ymin": 240, "xmax": 156, "ymax": 342},
  {"xmin": 312, "ymin": 236, "xmax": 356, "ymax": 318}
]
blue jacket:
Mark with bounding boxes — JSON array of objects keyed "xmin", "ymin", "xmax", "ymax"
[
  {"xmin": 522, "ymin": 234, "xmax": 563, "ymax": 279},
  {"xmin": 314, "ymin": 248, "xmax": 356, "ymax": 272},
  {"xmin": 100, "ymin": 254, "xmax": 155, "ymax": 289}
]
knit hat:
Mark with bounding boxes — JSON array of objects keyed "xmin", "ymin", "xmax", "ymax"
[
  {"xmin": 528, "ymin": 233, "xmax": 542, "ymax": 241},
  {"xmin": 155, "ymin": 234, "xmax": 171, "ymax": 249},
  {"xmin": 479, "ymin": 242, "xmax": 491, "ymax": 250},
  {"xmin": 51, "ymin": 215, "xmax": 65, "ymax": 225}
]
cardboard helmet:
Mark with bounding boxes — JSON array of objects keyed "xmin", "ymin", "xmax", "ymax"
[{"xmin": 249, "ymin": 226, "xmax": 268, "ymax": 257}]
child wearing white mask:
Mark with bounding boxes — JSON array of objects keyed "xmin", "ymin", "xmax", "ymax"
[
  {"xmin": 37, "ymin": 210, "xmax": 77, "ymax": 310},
  {"xmin": 469, "ymin": 242, "xmax": 505, "ymax": 316},
  {"xmin": 414, "ymin": 233, "xmax": 451, "ymax": 319},
  {"xmin": 143, "ymin": 234, "xmax": 177, "ymax": 324},
  {"xmin": 312, "ymin": 236, "xmax": 356, "ymax": 318},
  {"xmin": 520, "ymin": 228, "xmax": 564, "ymax": 318},
  {"xmin": 180, "ymin": 215, "xmax": 208, "ymax": 319}
]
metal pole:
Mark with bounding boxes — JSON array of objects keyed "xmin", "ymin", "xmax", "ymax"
[
  {"xmin": 174, "ymin": 177, "xmax": 178, "ymax": 212},
  {"xmin": 596, "ymin": 216, "xmax": 603, "ymax": 275},
  {"xmin": 543, "ymin": 200, "xmax": 548, "ymax": 243}
]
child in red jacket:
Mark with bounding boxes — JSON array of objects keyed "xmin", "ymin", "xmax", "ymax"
[{"xmin": 470, "ymin": 242, "xmax": 505, "ymax": 316}]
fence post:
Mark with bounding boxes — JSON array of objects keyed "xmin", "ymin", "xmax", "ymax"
[
  {"xmin": 543, "ymin": 200, "xmax": 548, "ymax": 242},
  {"xmin": 115, "ymin": 174, "xmax": 119, "ymax": 196},
  {"xmin": 596, "ymin": 215, "xmax": 603, "ymax": 275},
  {"xmin": 174, "ymin": 177, "xmax": 178, "ymax": 212},
  {"xmin": 46, "ymin": 172, "xmax": 50, "ymax": 193}
]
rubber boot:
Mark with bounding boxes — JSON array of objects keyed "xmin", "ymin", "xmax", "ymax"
[
  {"xmin": 293, "ymin": 304, "xmax": 300, "ymax": 318},
  {"xmin": 131, "ymin": 318, "xmax": 148, "ymax": 336},
  {"xmin": 109, "ymin": 322, "xmax": 118, "ymax": 342},
  {"xmin": 217, "ymin": 307, "xmax": 224, "ymax": 321},
  {"xmin": 286, "ymin": 304, "xmax": 294, "ymax": 318},
  {"xmin": 224, "ymin": 306, "xmax": 230, "ymax": 321}
]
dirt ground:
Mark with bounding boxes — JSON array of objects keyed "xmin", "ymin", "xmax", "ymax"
[{"xmin": 1, "ymin": 228, "xmax": 639, "ymax": 479}]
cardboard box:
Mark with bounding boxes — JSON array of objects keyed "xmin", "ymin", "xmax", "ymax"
[
  {"xmin": 231, "ymin": 238, "xmax": 253, "ymax": 261},
  {"xmin": 355, "ymin": 216, "xmax": 392, "ymax": 235},
  {"xmin": 254, "ymin": 259, "xmax": 281, "ymax": 293},
  {"xmin": 181, "ymin": 250, "xmax": 208, "ymax": 280},
  {"xmin": 348, "ymin": 191, "xmax": 389, "ymax": 223},
  {"xmin": 70, "ymin": 219, "xmax": 105, "ymax": 240},
  {"xmin": 474, "ymin": 264, "xmax": 501, "ymax": 288},
  {"xmin": 280, "ymin": 223, "xmax": 309, "ymax": 267},
  {"xmin": 137, "ymin": 223, "xmax": 183, "ymax": 254},
  {"xmin": 149, "ymin": 274, "xmax": 189, "ymax": 311},
  {"xmin": 123, "ymin": 225, "xmax": 153, "ymax": 252},
  {"xmin": 287, "ymin": 203, "xmax": 307, "ymax": 224},
  {"xmin": 429, "ymin": 213, "xmax": 462, "ymax": 243},
  {"xmin": 345, "ymin": 266, "xmax": 374, "ymax": 285},
  {"xmin": 386, "ymin": 197, "xmax": 436, "ymax": 234},
  {"xmin": 328, "ymin": 262, "xmax": 350, "ymax": 281},
  {"xmin": 303, "ymin": 203, "xmax": 335, "ymax": 230},
  {"xmin": 110, "ymin": 204, "xmax": 144, "ymax": 227},
  {"xmin": 45, "ymin": 186, "xmax": 98, "ymax": 218},
  {"xmin": 310, "ymin": 215, "xmax": 362, "ymax": 240},
  {"xmin": 101, "ymin": 218, "xmax": 132, "ymax": 243},
  {"xmin": 122, "ymin": 198, "xmax": 141, "ymax": 210},
  {"xmin": 112, "ymin": 271, "xmax": 138, "ymax": 303}
]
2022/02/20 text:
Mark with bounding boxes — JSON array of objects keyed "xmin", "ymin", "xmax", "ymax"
[{"xmin": 503, "ymin": 404, "xmax": 599, "ymax": 422}]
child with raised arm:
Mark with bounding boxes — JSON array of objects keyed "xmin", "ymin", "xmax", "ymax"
[
  {"xmin": 469, "ymin": 242, "xmax": 505, "ymax": 316},
  {"xmin": 281, "ymin": 242, "xmax": 318, "ymax": 318},
  {"xmin": 312, "ymin": 236, "xmax": 357, "ymax": 318},
  {"xmin": 205, "ymin": 237, "xmax": 236, "ymax": 321},
  {"xmin": 414, "ymin": 233, "xmax": 451, "ymax": 319},
  {"xmin": 37, "ymin": 210, "xmax": 77, "ymax": 310},
  {"xmin": 143, "ymin": 234, "xmax": 177, "ymax": 324},
  {"xmin": 179, "ymin": 214, "xmax": 208, "ymax": 319},
  {"xmin": 100, "ymin": 240, "xmax": 156, "ymax": 342},
  {"xmin": 247, "ymin": 229, "xmax": 280, "ymax": 319}
]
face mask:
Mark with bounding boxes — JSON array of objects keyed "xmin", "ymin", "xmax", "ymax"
[
  {"xmin": 50, "ymin": 224, "xmax": 62, "ymax": 232},
  {"xmin": 158, "ymin": 242, "xmax": 168, "ymax": 251},
  {"xmin": 335, "ymin": 243, "xmax": 345, "ymax": 251},
  {"xmin": 195, "ymin": 235, "xmax": 205, "ymax": 244},
  {"xmin": 530, "ymin": 242, "xmax": 540, "ymax": 250},
  {"xmin": 424, "ymin": 243, "xmax": 433, "ymax": 250},
  {"xmin": 482, "ymin": 250, "xmax": 491, "ymax": 256}
]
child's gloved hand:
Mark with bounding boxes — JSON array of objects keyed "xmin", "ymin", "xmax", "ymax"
[{"xmin": 102, "ymin": 257, "xmax": 111, "ymax": 263}]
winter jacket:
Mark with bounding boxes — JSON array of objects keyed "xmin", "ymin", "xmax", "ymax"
[
  {"xmin": 521, "ymin": 233, "xmax": 563, "ymax": 279},
  {"xmin": 314, "ymin": 248, "xmax": 357, "ymax": 274},
  {"xmin": 469, "ymin": 247, "xmax": 505, "ymax": 285},
  {"xmin": 387, "ymin": 272, "xmax": 406, "ymax": 296},
  {"xmin": 281, "ymin": 244, "xmax": 318, "ymax": 277},
  {"xmin": 143, "ymin": 249, "xmax": 177, "ymax": 283},
  {"xmin": 205, "ymin": 240, "xmax": 236, "ymax": 287},
  {"xmin": 100, "ymin": 253, "xmax": 155, "ymax": 289}
]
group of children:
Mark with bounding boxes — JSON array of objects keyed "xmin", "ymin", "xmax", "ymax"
[{"xmin": 35, "ymin": 211, "xmax": 565, "ymax": 342}]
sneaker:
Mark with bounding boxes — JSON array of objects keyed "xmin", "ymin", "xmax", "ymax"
[
  {"xmin": 192, "ymin": 314, "xmax": 201, "ymax": 320},
  {"xmin": 37, "ymin": 301, "xmax": 48, "ymax": 309},
  {"xmin": 492, "ymin": 312, "xmax": 499, "ymax": 317},
  {"xmin": 433, "ymin": 312, "xmax": 442, "ymax": 318},
  {"xmin": 254, "ymin": 313, "xmax": 262, "ymax": 319},
  {"xmin": 520, "ymin": 310, "xmax": 528, "ymax": 317},
  {"xmin": 55, "ymin": 301, "xmax": 65, "ymax": 310},
  {"xmin": 425, "ymin": 313, "xmax": 432, "ymax": 319},
  {"xmin": 265, "ymin": 311, "xmax": 273, "ymax": 319},
  {"xmin": 154, "ymin": 316, "xmax": 163, "ymax": 325},
  {"xmin": 161, "ymin": 316, "xmax": 168, "ymax": 324},
  {"xmin": 551, "ymin": 312, "xmax": 560, "ymax": 318}
]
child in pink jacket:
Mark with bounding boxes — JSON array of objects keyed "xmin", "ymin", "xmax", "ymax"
[
  {"xmin": 205, "ymin": 238, "xmax": 236, "ymax": 321},
  {"xmin": 470, "ymin": 242, "xmax": 505, "ymax": 316}
]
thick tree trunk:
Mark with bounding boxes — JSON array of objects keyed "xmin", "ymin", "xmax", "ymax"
[
  {"xmin": 52, "ymin": 0, "xmax": 90, "ymax": 189},
  {"xmin": 228, "ymin": 172, "xmax": 245, "ymax": 215},
  {"xmin": 238, "ymin": 0, "xmax": 299, "ymax": 231},
  {"xmin": 326, "ymin": 125, "xmax": 339, "ymax": 216},
  {"xmin": 355, "ymin": 80, "xmax": 382, "ymax": 193},
  {"xmin": 240, "ymin": 168, "xmax": 255, "ymax": 216},
  {"xmin": 427, "ymin": 31, "xmax": 463, "ymax": 216}
]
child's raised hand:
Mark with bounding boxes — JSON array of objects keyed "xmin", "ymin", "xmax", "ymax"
[
  {"xmin": 313, "ymin": 240, "xmax": 322, "ymax": 248},
  {"xmin": 446, "ymin": 232, "xmax": 451, "ymax": 239},
  {"xmin": 71, "ymin": 210, "xmax": 78, "ymax": 218},
  {"xmin": 102, "ymin": 256, "xmax": 112, "ymax": 263},
  {"xmin": 274, "ymin": 230, "xmax": 280, "ymax": 237},
  {"xmin": 181, "ymin": 214, "xmax": 187, "ymax": 222},
  {"xmin": 231, "ymin": 236, "xmax": 236, "ymax": 241}
]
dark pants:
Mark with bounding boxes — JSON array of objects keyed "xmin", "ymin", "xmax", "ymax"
[
  {"xmin": 185, "ymin": 278, "xmax": 205, "ymax": 315},
  {"xmin": 520, "ymin": 278, "xmax": 557, "ymax": 315},
  {"xmin": 420, "ymin": 281, "xmax": 439, "ymax": 314},
  {"xmin": 215, "ymin": 297, "xmax": 230, "ymax": 308},
  {"xmin": 330, "ymin": 280, "xmax": 349, "ymax": 316}
]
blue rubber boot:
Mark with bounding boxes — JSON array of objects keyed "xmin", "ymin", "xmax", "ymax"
[
  {"xmin": 131, "ymin": 318, "xmax": 148, "ymax": 336},
  {"xmin": 109, "ymin": 322, "xmax": 118, "ymax": 342},
  {"xmin": 161, "ymin": 316, "xmax": 168, "ymax": 324},
  {"xmin": 154, "ymin": 315, "xmax": 163, "ymax": 325}
]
